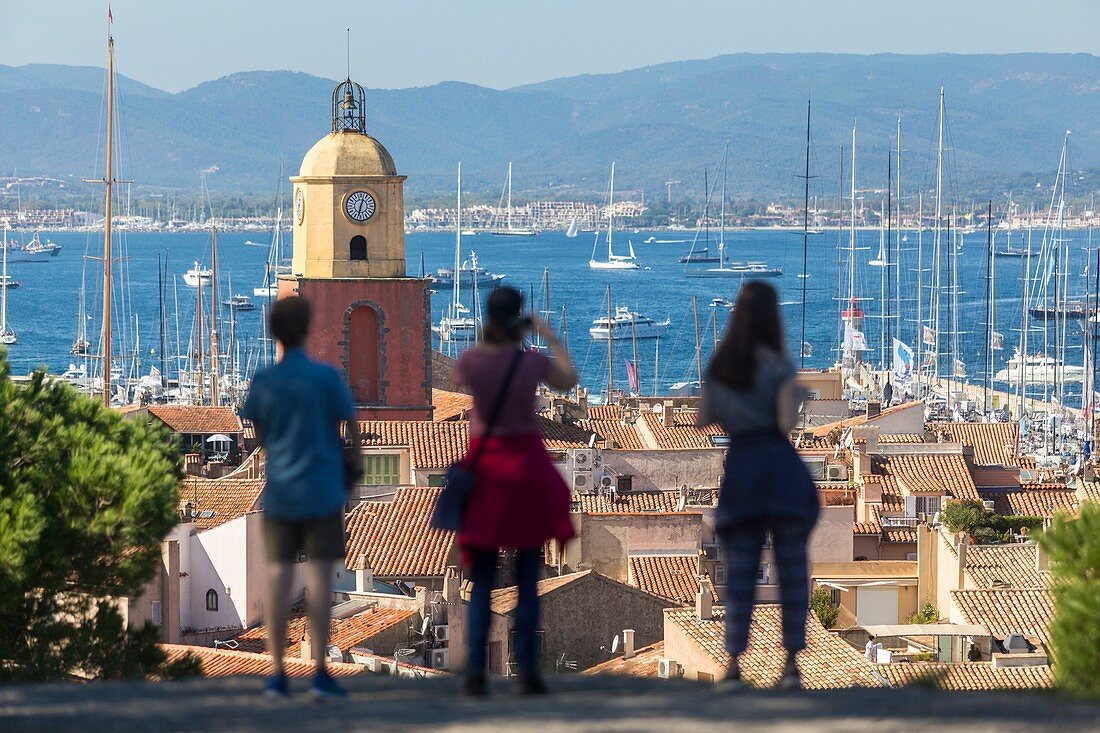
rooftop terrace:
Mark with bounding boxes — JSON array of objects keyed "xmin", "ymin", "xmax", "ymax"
[{"xmin": 2, "ymin": 675, "xmax": 1097, "ymax": 733}]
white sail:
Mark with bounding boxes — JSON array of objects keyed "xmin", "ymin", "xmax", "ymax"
[
  {"xmin": 565, "ymin": 216, "xmax": 579, "ymax": 238},
  {"xmin": 590, "ymin": 162, "xmax": 640, "ymax": 270},
  {"xmin": 0, "ymin": 223, "xmax": 14, "ymax": 345}
]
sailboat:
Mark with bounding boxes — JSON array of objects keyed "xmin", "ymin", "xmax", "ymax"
[
  {"xmin": 1, "ymin": 223, "xmax": 15, "ymax": 345},
  {"xmin": 254, "ymin": 201, "xmax": 288, "ymax": 297},
  {"xmin": 679, "ymin": 169, "xmax": 720, "ymax": 264},
  {"xmin": 71, "ymin": 263, "xmax": 90, "ymax": 355},
  {"xmin": 565, "ymin": 216, "xmax": 579, "ymax": 238},
  {"xmin": 589, "ymin": 162, "xmax": 640, "ymax": 271},
  {"xmin": 434, "ymin": 163, "xmax": 481, "ymax": 345},
  {"xmin": 685, "ymin": 144, "xmax": 781, "ymax": 279},
  {"xmin": 490, "ymin": 162, "xmax": 537, "ymax": 237}
]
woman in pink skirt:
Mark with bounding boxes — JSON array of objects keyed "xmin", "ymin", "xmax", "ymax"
[{"xmin": 453, "ymin": 287, "xmax": 578, "ymax": 697}]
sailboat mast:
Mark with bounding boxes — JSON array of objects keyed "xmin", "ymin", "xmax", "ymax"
[
  {"xmin": 693, "ymin": 295, "xmax": 702, "ymax": 386},
  {"xmin": 984, "ymin": 201, "xmax": 993, "ymax": 412},
  {"xmin": 719, "ymin": 141, "xmax": 728, "ymax": 267},
  {"xmin": 159, "ymin": 253, "xmax": 167, "ymax": 384},
  {"xmin": 886, "ymin": 152, "xmax": 892, "ymax": 370},
  {"xmin": 101, "ymin": 30, "xmax": 115, "ymax": 407},
  {"xmin": 606, "ymin": 285, "xmax": 614, "ymax": 401},
  {"xmin": 916, "ymin": 193, "xmax": 924, "ymax": 394},
  {"xmin": 608, "ymin": 162, "xmax": 616, "ymax": 259},
  {"xmin": 195, "ymin": 261, "xmax": 204, "ymax": 405},
  {"xmin": 506, "ymin": 162, "xmax": 513, "ymax": 231},
  {"xmin": 800, "ymin": 100, "xmax": 810, "ymax": 369},
  {"xmin": 895, "ymin": 117, "xmax": 903, "ymax": 349},
  {"xmin": 1, "ymin": 224, "xmax": 8, "ymax": 336},
  {"xmin": 454, "ymin": 163, "xmax": 462, "ymax": 317},
  {"xmin": 209, "ymin": 222, "xmax": 220, "ymax": 406},
  {"xmin": 631, "ymin": 313, "xmax": 639, "ymax": 395},
  {"xmin": 933, "ymin": 88, "xmax": 945, "ymax": 385}
]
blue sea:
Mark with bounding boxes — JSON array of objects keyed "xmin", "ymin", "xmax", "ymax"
[{"xmin": 1, "ymin": 227, "xmax": 1093, "ymax": 402}]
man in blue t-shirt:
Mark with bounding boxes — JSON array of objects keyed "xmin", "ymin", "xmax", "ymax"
[{"xmin": 241, "ymin": 296, "xmax": 360, "ymax": 700}]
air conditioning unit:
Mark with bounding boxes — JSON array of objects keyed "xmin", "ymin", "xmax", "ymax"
[
  {"xmin": 657, "ymin": 657, "xmax": 681, "ymax": 679},
  {"xmin": 826, "ymin": 464, "xmax": 849, "ymax": 481},
  {"xmin": 363, "ymin": 656, "xmax": 391, "ymax": 674},
  {"xmin": 573, "ymin": 471, "xmax": 594, "ymax": 493},
  {"xmin": 600, "ymin": 475, "xmax": 614, "ymax": 490},
  {"xmin": 701, "ymin": 544, "xmax": 719, "ymax": 560},
  {"xmin": 571, "ymin": 448, "xmax": 596, "ymax": 472},
  {"xmin": 982, "ymin": 500, "xmax": 996, "ymax": 511},
  {"xmin": 434, "ymin": 625, "xmax": 449, "ymax": 642},
  {"xmin": 431, "ymin": 648, "xmax": 450, "ymax": 670}
]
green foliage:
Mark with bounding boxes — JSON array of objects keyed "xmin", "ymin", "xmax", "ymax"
[
  {"xmin": 912, "ymin": 652, "xmax": 937, "ymax": 663},
  {"xmin": 0, "ymin": 352, "xmax": 182, "ymax": 681},
  {"xmin": 940, "ymin": 499, "xmax": 989, "ymax": 534},
  {"xmin": 940, "ymin": 500, "xmax": 1042, "ymax": 544},
  {"xmin": 908, "ymin": 603, "xmax": 938, "ymax": 625},
  {"xmin": 1037, "ymin": 504, "xmax": 1100, "ymax": 698},
  {"xmin": 811, "ymin": 586, "xmax": 839, "ymax": 629}
]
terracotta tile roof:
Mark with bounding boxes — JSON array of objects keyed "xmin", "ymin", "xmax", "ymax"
[
  {"xmin": 573, "ymin": 490, "xmax": 699, "ymax": 515},
  {"xmin": 491, "ymin": 570, "xmax": 592, "ymax": 614},
  {"xmin": 586, "ymin": 405, "xmax": 621, "ymax": 420},
  {"xmin": 147, "ymin": 405, "xmax": 243, "ymax": 434},
  {"xmin": 582, "ymin": 641, "xmax": 664, "ymax": 677},
  {"xmin": 344, "ymin": 487, "xmax": 455, "ymax": 578},
  {"xmin": 871, "ymin": 454, "xmax": 978, "ymax": 500},
  {"xmin": 881, "ymin": 662, "xmax": 1053, "ymax": 690},
  {"xmin": 979, "ymin": 488, "xmax": 1079, "ymax": 518},
  {"xmin": 810, "ymin": 401, "xmax": 924, "ymax": 437},
  {"xmin": 232, "ymin": 606, "xmax": 416, "ymax": 656},
  {"xmin": 665, "ymin": 605, "xmax": 881, "ymax": 689},
  {"xmin": 179, "ymin": 476, "xmax": 264, "ymax": 531},
  {"xmin": 358, "ymin": 419, "xmax": 587, "ymax": 469},
  {"xmin": 581, "ymin": 419, "xmax": 648, "ymax": 450},
  {"xmin": 883, "ymin": 528, "xmax": 917, "ymax": 544},
  {"xmin": 931, "ymin": 422, "xmax": 1019, "ymax": 466},
  {"xmin": 964, "ymin": 545, "xmax": 1048, "ymax": 590},
  {"xmin": 359, "ymin": 421, "xmax": 467, "ymax": 470},
  {"xmin": 628, "ymin": 556, "xmax": 716, "ymax": 605},
  {"xmin": 951, "ymin": 589, "xmax": 1054, "ymax": 647},
  {"xmin": 639, "ymin": 412, "xmax": 724, "ymax": 450},
  {"xmin": 160, "ymin": 644, "xmax": 363, "ymax": 678},
  {"xmin": 878, "ymin": 433, "xmax": 925, "ymax": 444},
  {"xmin": 431, "ymin": 388, "xmax": 472, "ymax": 421},
  {"xmin": 536, "ymin": 416, "xmax": 599, "ymax": 449},
  {"xmin": 853, "ymin": 521, "xmax": 882, "ymax": 535}
]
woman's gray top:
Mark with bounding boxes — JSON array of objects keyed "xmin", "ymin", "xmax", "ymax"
[{"xmin": 699, "ymin": 347, "xmax": 802, "ymax": 436}]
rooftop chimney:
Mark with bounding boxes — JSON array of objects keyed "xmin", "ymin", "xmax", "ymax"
[
  {"xmin": 660, "ymin": 400, "xmax": 675, "ymax": 428},
  {"xmin": 300, "ymin": 632, "xmax": 312, "ymax": 662},
  {"xmin": 623, "ymin": 629, "xmax": 636, "ymax": 660},
  {"xmin": 696, "ymin": 579, "xmax": 713, "ymax": 621}
]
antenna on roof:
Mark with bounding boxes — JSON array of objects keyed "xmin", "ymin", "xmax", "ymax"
[{"xmin": 346, "ymin": 28, "xmax": 351, "ymax": 80}]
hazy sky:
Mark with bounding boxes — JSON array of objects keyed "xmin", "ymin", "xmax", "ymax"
[{"xmin": 2, "ymin": 0, "xmax": 1099, "ymax": 92}]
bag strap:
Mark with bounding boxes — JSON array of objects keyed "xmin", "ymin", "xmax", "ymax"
[{"xmin": 468, "ymin": 349, "xmax": 525, "ymax": 471}]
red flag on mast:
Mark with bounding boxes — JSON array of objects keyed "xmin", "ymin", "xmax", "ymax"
[{"xmin": 625, "ymin": 359, "xmax": 639, "ymax": 393}]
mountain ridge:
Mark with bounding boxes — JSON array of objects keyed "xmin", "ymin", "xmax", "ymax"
[{"xmin": 1, "ymin": 53, "xmax": 1097, "ymax": 200}]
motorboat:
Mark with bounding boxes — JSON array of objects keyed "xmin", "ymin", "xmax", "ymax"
[
  {"xmin": 589, "ymin": 307, "xmax": 670, "ymax": 341},
  {"xmin": 223, "ymin": 294, "xmax": 256, "ymax": 311},
  {"xmin": 994, "ymin": 349, "xmax": 1086, "ymax": 384},
  {"xmin": 182, "ymin": 261, "xmax": 213, "ymax": 288},
  {"xmin": 430, "ymin": 251, "xmax": 505, "ymax": 289}
]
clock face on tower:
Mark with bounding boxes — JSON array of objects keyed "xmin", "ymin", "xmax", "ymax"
[
  {"xmin": 294, "ymin": 189, "xmax": 305, "ymax": 224},
  {"xmin": 344, "ymin": 190, "xmax": 377, "ymax": 223}
]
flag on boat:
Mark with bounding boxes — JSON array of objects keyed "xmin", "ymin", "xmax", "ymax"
[
  {"xmin": 892, "ymin": 339, "xmax": 914, "ymax": 382},
  {"xmin": 625, "ymin": 359, "xmax": 639, "ymax": 393},
  {"xmin": 922, "ymin": 351, "xmax": 936, "ymax": 368},
  {"xmin": 149, "ymin": 364, "xmax": 161, "ymax": 381},
  {"xmin": 953, "ymin": 358, "xmax": 967, "ymax": 378},
  {"xmin": 843, "ymin": 323, "xmax": 869, "ymax": 354},
  {"xmin": 992, "ymin": 331, "xmax": 1005, "ymax": 351},
  {"xmin": 922, "ymin": 325, "xmax": 936, "ymax": 347}
]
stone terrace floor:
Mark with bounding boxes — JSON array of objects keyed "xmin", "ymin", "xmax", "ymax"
[{"xmin": 3, "ymin": 674, "xmax": 1100, "ymax": 732}]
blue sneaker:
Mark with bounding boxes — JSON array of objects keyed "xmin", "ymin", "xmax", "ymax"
[
  {"xmin": 263, "ymin": 673, "xmax": 289, "ymax": 699},
  {"xmin": 310, "ymin": 668, "xmax": 348, "ymax": 700}
]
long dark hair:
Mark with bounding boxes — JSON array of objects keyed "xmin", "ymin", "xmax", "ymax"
[
  {"xmin": 707, "ymin": 281, "xmax": 784, "ymax": 390},
  {"xmin": 482, "ymin": 286, "xmax": 526, "ymax": 344}
]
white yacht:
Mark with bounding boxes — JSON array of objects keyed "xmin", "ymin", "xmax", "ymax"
[
  {"xmin": 430, "ymin": 251, "xmax": 505, "ymax": 289},
  {"xmin": 589, "ymin": 307, "xmax": 670, "ymax": 341},
  {"xmin": 994, "ymin": 349, "xmax": 1086, "ymax": 384},
  {"xmin": 182, "ymin": 261, "xmax": 213, "ymax": 288}
]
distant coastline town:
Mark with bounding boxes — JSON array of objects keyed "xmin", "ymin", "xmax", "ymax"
[{"xmin": 3, "ymin": 174, "xmax": 1099, "ymax": 233}]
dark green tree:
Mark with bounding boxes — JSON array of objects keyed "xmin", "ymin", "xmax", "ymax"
[
  {"xmin": 1038, "ymin": 503, "xmax": 1100, "ymax": 698},
  {"xmin": 0, "ymin": 352, "xmax": 184, "ymax": 680},
  {"xmin": 939, "ymin": 499, "xmax": 989, "ymax": 535},
  {"xmin": 810, "ymin": 586, "xmax": 839, "ymax": 629}
]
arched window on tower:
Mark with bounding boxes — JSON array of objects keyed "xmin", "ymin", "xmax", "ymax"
[
  {"xmin": 347, "ymin": 305, "xmax": 381, "ymax": 403},
  {"xmin": 206, "ymin": 589, "xmax": 219, "ymax": 612},
  {"xmin": 350, "ymin": 235, "xmax": 367, "ymax": 261}
]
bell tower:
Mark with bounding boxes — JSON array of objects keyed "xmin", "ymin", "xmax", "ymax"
[{"xmin": 281, "ymin": 77, "xmax": 432, "ymax": 420}]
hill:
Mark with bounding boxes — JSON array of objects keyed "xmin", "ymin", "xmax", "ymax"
[{"xmin": 1, "ymin": 53, "xmax": 1098, "ymax": 201}]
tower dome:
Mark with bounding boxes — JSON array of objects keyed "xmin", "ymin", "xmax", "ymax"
[{"xmin": 298, "ymin": 78, "xmax": 397, "ymax": 178}]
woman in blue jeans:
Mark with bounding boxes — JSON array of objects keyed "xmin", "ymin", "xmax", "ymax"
[{"xmin": 699, "ymin": 281, "xmax": 819, "ymax": 691}]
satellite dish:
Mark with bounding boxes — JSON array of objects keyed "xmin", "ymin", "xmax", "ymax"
[
  {"xmin": 611, "ymin": 635, "xmax": 620, "ymax": 654},
  {"xmin": 652, "ymin": 403, "xmax": 664, "ymax": 414},
  {"xmin": 420, "ymin": 617, "xmax": 431, "ymax": 636}
]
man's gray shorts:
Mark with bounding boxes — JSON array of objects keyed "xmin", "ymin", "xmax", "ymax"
[{"xmin": 264, "ymin": 511, "xmax": 346, "ymax": 563}]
